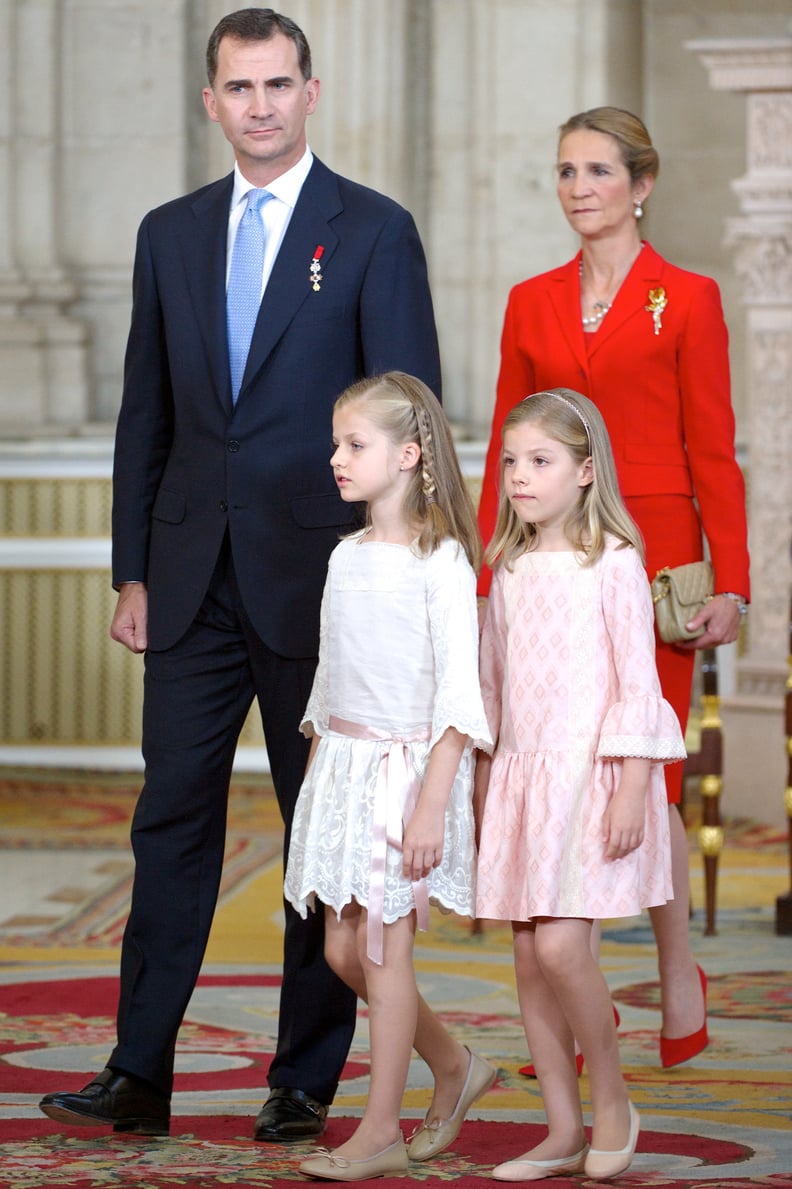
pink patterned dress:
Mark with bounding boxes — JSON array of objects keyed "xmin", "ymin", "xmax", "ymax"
[{"xmin": 476, "ymin": 538, "xmax": 684, "ymax": 922}]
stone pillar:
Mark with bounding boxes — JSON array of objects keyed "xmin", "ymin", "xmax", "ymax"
[
  {"xmin": 687, "ymin": 34, "xmax": 792, "ymax": 827},
  {"xmin": 0, "ymin": 0, "xmax": 89, "ymax": 431},
  {"xmin": 0, "ymin": 0, "xmax": 191, "ymax": 434},
  {"xmin": 426, "ymin": 0, "xmax": 644, "ymax": 434},
  {"xmin": 62, "ymin": 0, "xmax": 190, "ymax": 424}
]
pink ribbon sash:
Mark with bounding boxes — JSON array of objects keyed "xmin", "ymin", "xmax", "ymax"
[{"xmin": 328, "ymin": 714, "xmax": 432, "ymax": 964}]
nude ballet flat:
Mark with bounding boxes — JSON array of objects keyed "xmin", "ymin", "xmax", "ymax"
[
  {"xmin": 584, "ymin": 1101, "xmax": 640, "ymax": 1180},
  {"xmin": 298, "ymin": 1137, "xmax": 408, "ymax": 1181},
  {"xmin": 492, "ymin": 1144, "xmax": 589, "ymax": 1181},
  {"xmin": 660, "ymin": 966, "xmax": 708, "ymax": 1068},
  {"xmin": 407, "ymin": 1047, "xmax": 497, "ymax": 1161}
]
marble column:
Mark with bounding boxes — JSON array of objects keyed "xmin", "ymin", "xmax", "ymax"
[
  {"xmin": 687, "ymin": 34, "xmax": 792, "ymax": 826},
  {"xmin": 426, "ymin": 0, "xmax": 644, "ymax": 435},
  {"xmin": 0, "ymin": 0, "xmax": 89, "ymax": 431}
]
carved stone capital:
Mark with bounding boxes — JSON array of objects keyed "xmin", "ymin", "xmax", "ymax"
[
  {"xmin": 685, "ymin": 38, "xmax": 792, "ymax": 92},
  {"xmin": 731, "ymin": 176, "xmax": 792, "ymax": 216},
  {"xmin": 747, "ymin": 93, "xmax": 792, "ymax": 171},
  {"xmin": 724, "ymin": 222, "xmax": 792, "ymax": 304}
]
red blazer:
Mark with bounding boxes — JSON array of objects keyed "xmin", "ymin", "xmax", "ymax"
[{"xmin": 478, "ymin": 242, "xmax": 750, "ymax": 599}]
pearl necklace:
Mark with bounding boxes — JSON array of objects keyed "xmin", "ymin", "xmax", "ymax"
[
  {"xmin": 579, "ymin": 258, "xmax": 612, "ymax": 327},
  {"xmin": 579, "ymin": 244, "xmax": 644, "ymax": 328},
  {"xmin": 581, "ymin": 302, "xmax": 611, "ymax": 327}
]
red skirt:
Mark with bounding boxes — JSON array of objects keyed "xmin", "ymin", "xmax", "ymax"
[{"xmin": 626, "ymin": 495, "xmax": 703, "ymax": 805}]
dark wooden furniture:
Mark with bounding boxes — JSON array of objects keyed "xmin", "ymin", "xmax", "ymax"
[
  {"xmin": 683, "ymin": 648, "xmax": 722, "ymax": 936},
  {"xmin": 775, "ymin": 583, "xmax": 792, "ymax": 935}
]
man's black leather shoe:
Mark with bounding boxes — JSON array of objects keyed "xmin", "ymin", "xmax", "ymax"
[
  {"xmin": 253, "ymin": 1087, "xmax": 328, "ymax": 1141},
  {"xmin": 39, "ymin": 1068, "xmax": 170, "ymax": 1136}
]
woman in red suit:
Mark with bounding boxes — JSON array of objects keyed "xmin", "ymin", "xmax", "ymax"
[{"xmin": 478, "ymin": 107, "xmax": 750, "ymax": 1068}]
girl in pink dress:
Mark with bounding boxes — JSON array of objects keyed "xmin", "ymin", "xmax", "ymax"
[{"xmin": 475, "ymin": 388, "xmax": 684, "ymax": 1182}]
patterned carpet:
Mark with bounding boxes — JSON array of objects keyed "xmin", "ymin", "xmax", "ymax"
[{"xmin": 0, "ymin": 769, "xmax": 791, "ymax": 1187}]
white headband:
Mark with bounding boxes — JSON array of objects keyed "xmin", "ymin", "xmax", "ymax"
[{"xmin": 532, "ymin": 390, "xmax": 592, "ymax": 453}]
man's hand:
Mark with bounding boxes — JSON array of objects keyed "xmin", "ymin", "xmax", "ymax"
[{"xmin": 110, "ymin": 583, "xmax": 148, "ymax": 654}]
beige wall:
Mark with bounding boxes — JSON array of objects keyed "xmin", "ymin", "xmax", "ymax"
[
  {"xmin": 644, "ymin": 0, "xmax": 791, "ymax": 444},
  {"xmin": 2, "ymin": 2, "xmax": 790, "ymax": 822},
  {"xmin": 0, "ymin": 0, "xmax": 787, "ymax": 436}
]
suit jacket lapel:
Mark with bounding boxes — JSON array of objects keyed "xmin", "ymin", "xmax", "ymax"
[
  {"xmin": 586, "ymin": 242, "xmax": 665, "ymax": 359},
  {"xmin": 178, "ymin": 174, "xmax": 234, "ymax": 411},
  {"xmin": 547, "ymin": 253, "xmax": 589, "ymax": 377},
  {"xmin": 237, "ymin": 158, "xmax": 342, "ymax": 403}
]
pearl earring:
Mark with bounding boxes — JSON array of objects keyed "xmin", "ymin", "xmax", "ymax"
[{"xmin": 634, "ymin": 201, "xmax": 644, "ymax": 219}]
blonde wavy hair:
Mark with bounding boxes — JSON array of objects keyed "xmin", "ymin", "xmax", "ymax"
[
  {"xmin": 485, "ymin": 388, "xmax": 644, "ymax": 570},
  {"xmin": 334, "ymin": 372, "xmax": 482, "ymax": 573}
]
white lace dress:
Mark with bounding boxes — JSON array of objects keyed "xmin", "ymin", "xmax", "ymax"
[{"xmin": 284, "ymin": 533, "xmax": 492, "ymax": 952}]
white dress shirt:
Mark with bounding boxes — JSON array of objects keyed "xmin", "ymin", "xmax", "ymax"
[{"xmin": 226, "ymin": 147, "xmax": 314, "ymax": 297}]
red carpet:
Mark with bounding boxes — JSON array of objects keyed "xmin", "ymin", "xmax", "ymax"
[
  {"xmin": 2, "ymin": 773, "xmax": 791, "ymax": 1187},
  {"xmin": 0, "ymin": 975, "xmax": 369, "ymax": 1096},
  {"xmin": 4, "ymin": 972, "xmax": 791, "ymax": 1188},
  {"xmin": 1, "ymin": 1115, "xmax": 786, "ymax": 1189}
]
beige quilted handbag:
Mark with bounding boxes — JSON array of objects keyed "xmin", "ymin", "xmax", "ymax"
[{"xmin": 651, "ymin": 560, "xmax": 714, "ymax": 643}]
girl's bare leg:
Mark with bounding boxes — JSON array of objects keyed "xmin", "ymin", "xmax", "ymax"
[
  {"xmin": 323, "ymin": 906, "xmax": 471, "ymax": 1157},
  {"xmin": 511, "ymin": 921, "xmax": 586, "ymax": 1159},
  {"xmin": 533, "ymin": 917, "xmax": 631, "ymax": 1153},
  {"xmin": 322, "ymin": 906, "xmax": 414, "ymax": 1158},
  {"xmin": 410, "ymin": 1000, "xmax": 472, "ymax": 1125}
]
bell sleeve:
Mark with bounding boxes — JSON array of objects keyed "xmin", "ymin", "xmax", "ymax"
[
  {"xmin": 300, "ymin": 561, "xmax": 333, "ymax": 739},
  {"xmin": 598, "ymin": 546, "xmax": 687, "ymax": 763},
  {"xmin": 425, "ymin": 541, "xmax": 493, "ymax": 756}
]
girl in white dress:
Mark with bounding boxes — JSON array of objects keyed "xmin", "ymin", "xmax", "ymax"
[
  {"xmin": 475, "ymin": 389, "xmax": 684, "ymax": 1182},
  {"xmin": 285, "ymin": 372, "xmax": 495, "ymax": 1182}
]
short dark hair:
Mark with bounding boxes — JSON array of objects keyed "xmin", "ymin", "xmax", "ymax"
[{"xmin": 206, "ymin": 8, "xmax": 312, "ymax": 85}]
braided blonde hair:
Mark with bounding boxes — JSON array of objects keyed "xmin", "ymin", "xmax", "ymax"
[
  {"xmin": 334, "ymin": 372, "xmax": 482, "ymax": 572},
  {"xmin": 415, "ymin": 401, "xmax": 438, "ymax": 505}
]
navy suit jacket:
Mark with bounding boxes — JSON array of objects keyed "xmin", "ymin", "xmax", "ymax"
[{"xmin": 112, "ymin": 156, "xmax": 441, "ymax": 656}]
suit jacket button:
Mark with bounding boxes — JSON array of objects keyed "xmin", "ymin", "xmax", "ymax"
[
  {"xmin": 227, "ymin": 439, "xmax": 240, "ymax": 452},
  {"xmin": 219, "ymin": 500, "xmax": 228, "ymax": 512}
]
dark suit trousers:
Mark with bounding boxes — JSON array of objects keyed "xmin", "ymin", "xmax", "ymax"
[{"xmin": 109, "ymin": 538, "xmax": 357, "ymax": 1100}]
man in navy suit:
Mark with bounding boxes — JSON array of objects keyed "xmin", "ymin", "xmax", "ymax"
[{"xmin": 39, "ymin": 7, "xmax": 441, "ymax": 1141}]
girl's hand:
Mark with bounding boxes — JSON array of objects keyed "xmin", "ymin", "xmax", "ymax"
[
  {"xmin": 602, "ymin": 758, "xmax": 650, "ymax": 860},
  {"xmin": 402, "ymin": 804, "xmax": 444, "ymax": 881},
  {"xmin": 402, "ymin": 727, "xmax": 466, "ymax": 880}
]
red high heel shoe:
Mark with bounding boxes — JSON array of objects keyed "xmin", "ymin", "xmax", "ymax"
[
  {"xmin": 519, "ymin": 1007, "xmax": 620, "ymax": 1078},
  {"xmin": 660, "ymin": 966, "xmax": 708, "ymax": 1069}
]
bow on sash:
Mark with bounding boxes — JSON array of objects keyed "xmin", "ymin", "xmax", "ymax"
[{"xmin": 328, "ymin": 715, "xmax": 431, "ymax": 964}]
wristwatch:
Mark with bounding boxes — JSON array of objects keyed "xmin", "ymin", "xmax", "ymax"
[{"xmin": 717, "ymin": 592, "xmax": 748, "ymax": 616}]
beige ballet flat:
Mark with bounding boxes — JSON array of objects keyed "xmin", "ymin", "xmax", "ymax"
[
  {"xmin": 584, "ymin": 1102, "xmax": 640, "ymax": 1180},
  {"xmin": 492, "ymin": 1145, "xmax": 589, "ymax": 1181},
  {"xmin": 299, "ymin": 1137, "xmax": 408, "ymax": 1181},
  {"xmin": 407, "ymin": 1047, "xmax": 497, "ymax": 1161}
]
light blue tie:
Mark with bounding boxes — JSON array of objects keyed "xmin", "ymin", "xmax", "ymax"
[{"xmin": 227, "ymin": 188, "xmax": 273, "ymax": 404}]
